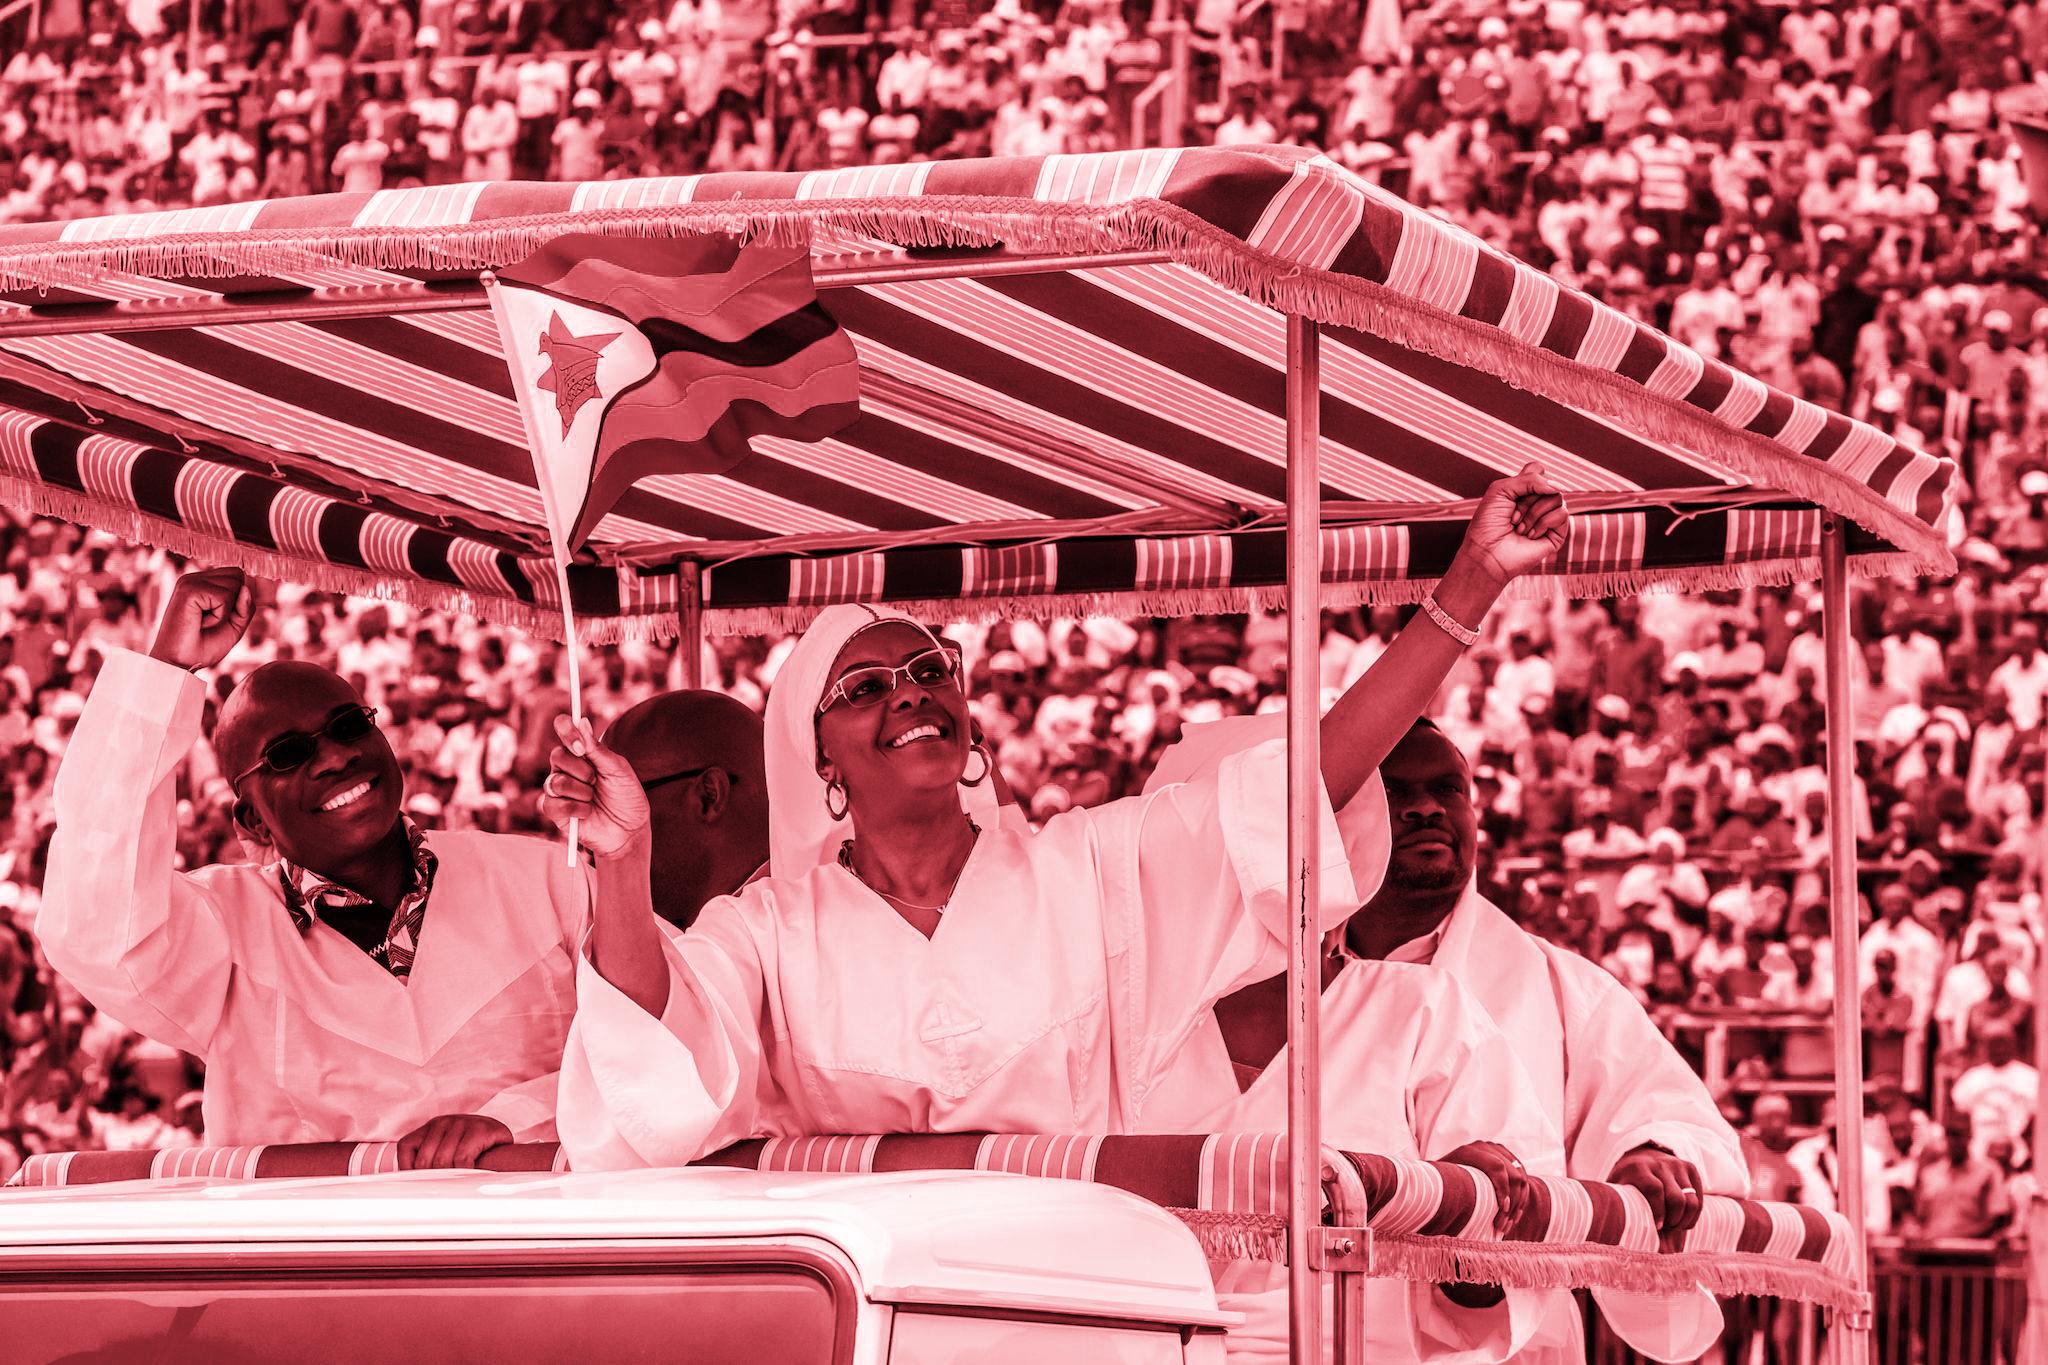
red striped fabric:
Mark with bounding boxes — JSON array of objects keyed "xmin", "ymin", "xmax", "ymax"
[
  {"xmin": 965, "ymin": 543, "xmax": 1056, "ymax": 598},
  {"xmin": 5, "ymin": 1133, "xmax": 1858, "ymax": 1307},
  {"xmin": 0, "ymin": 147, "xmax": 1953, "ymax": 639}
]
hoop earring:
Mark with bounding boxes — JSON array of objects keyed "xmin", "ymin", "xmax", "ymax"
[
  {"xmin": 960, "ymin": 744, "xmax": 991, "ymax": 788},
  {"xmin": 824, "ymin": 777, "xmax": 850, "ymax": 821}
]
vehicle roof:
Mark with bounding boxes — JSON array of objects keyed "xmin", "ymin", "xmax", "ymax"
[{"xmin": 0, "ymin": 1166, "xmax": 1228, "ymax": 1326}]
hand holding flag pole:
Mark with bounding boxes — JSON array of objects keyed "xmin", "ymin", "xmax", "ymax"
[{"xmin": 555, "ymin": 565, "xmax": 586, "ymax": 868}]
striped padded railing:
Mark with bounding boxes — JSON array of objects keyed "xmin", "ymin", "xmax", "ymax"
[{"xmin": 5, "ymin": 1133, "xmax": 1858, "ymax": 1310}]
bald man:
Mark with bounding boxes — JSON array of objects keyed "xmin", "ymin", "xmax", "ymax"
[
  {"xmin": 604, "ymin": 690, "xmax": 770, "ymax": 928},
  {"xmin": 41, "ymin": 568, "xmax": 587, "ymax": 1167}
]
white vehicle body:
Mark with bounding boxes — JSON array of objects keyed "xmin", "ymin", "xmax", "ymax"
[{"xmin": 0, "ymin": 1166, "xmax": 1234, "ymax": 1364}]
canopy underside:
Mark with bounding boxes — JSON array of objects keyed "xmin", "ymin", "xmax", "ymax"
[{"xmin": 0, "ymin": 149, "xmax": 1955, "ymax": 639}]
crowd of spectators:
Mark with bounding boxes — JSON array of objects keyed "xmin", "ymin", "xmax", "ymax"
[{"xmin": 0, "ymin": 0, "xmax": 2044, "ymax": 1263}]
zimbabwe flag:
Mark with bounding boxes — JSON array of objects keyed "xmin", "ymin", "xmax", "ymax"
[{"xmin": 484, "ymin": 232, "xmax": 862, "ymax": 559}]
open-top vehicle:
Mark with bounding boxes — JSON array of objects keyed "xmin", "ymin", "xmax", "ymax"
[{"xmin": 0, "ymin": 146, "xmax": 1955, "ymax": 1363}]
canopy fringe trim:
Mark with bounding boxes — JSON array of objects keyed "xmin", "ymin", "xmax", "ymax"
[
  {"xmin": 0, "ymin": 469, "xmax": 1930, "ymax": 641},
  {"xmin": 1172, "ymin": 1209, "xmax": 1291, "ymax": 1264},
  {"xmin": 696, "ymin": 551, "xmax": 1931, "ymax": 637},
  {"xmin": 0, "ymin": 476, "xmax": 571, "ymax": 641},
  {"xmin": 1367, "ymin": 1234, "xmax": 1863, "ymax": 1313},
  {"xmin": 1163, "ymin": 1219, "xmax": 1859, "ymax": 1311},
  {"xmin": 0, "ymin": 193, "xmax": 1953, "ymax": 575}
]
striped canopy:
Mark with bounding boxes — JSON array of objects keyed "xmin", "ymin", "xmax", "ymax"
[{"xmin": 0, "ymin": 147, "xmax": 1955, "ymax": 639}]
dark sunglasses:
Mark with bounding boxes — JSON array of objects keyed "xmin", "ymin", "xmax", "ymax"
[
  {"xmin": 232, "ymin": 705, "xmax": 378, "ymax": 790},
  {"xmin": 816, "ymin": 646, "xmax": 961, "ymax": 715},
  {"xmin": 641, "ymin": 765, "xmax": 730, "ymax": 793}
]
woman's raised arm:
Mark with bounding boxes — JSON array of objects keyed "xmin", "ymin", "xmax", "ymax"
[
  {"xmin": 544, "ymin": 716, "xmax": 780, "ymax": 1170},
  {"xmin": 1320, "ymin": 463, "xmax": 1569, "ymax": 809}
]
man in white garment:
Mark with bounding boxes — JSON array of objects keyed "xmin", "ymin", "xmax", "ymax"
[
  {"xmin": 41, "ymin": 568, "xmax": 587, "ymax": 1166},
  {"xmin": 1346, "ymin": 721, "xmax": 1748, "ymax": 1363},
  {"xmin": 1174, "ymin": 955, "xmax": 1567, "ymax": 1365},
  {"xmin": 1158, "ymin": 718, "xmax": 1749, "ymax": 1364},
  {"xmin": 1142, "ymin": 714, "xmax": 1566, "ymax": 1365}
]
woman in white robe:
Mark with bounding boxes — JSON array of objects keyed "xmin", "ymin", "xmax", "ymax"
[{"xmin": 544, "ymin": 466, "xmax": 1571, "ymax": 1171}]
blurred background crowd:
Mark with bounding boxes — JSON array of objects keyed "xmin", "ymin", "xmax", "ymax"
[{"xmin": 0, "ymin": 0, "xmax": 2045, "ymax": 1302}]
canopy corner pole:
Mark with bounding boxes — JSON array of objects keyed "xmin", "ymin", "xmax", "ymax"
[
  {"xmin": 679, "ymin": 561, "xmax": 704, "ymax": 690},
  {"xmin": 1821, "ymin": 515, "xmax": 1873, "ymax": 1365},
  {"xmin": 1284, "ymin": 312, "xmax": 1325, "ymax": 1365}
]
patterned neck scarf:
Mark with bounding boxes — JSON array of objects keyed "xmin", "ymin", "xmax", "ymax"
[{"xmin": 277, "ymin": 818, "xmax": 438, "ymax": 982}]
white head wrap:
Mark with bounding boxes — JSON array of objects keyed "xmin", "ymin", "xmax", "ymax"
[
  {"xmin": 765, "ymin": 604, "xmax": 1000, "ymax": 880},
  {"xmin": 1143, "ymin": 711, "xmax": 1389, "ymax": 907}
]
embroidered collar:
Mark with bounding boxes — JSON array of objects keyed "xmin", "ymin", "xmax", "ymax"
[{"xmin": 277, "ymin": 817, "xmax": 438, "ymax": 981}]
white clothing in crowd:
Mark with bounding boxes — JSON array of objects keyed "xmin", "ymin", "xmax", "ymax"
[{"xmin": 1951, "ymin": 1058, "xmax": 2041, "ymax": 1154}]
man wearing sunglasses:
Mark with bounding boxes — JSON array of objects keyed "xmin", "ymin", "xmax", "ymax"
[
  {"xmin": 602, "ymin": 689, "xmax": 770, "ymax": 929},
  {"xmin": 40, "ymin": 567, "xmax": 587, "ymax": 1169}
]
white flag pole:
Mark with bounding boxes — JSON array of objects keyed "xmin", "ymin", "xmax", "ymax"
[
  {"xmin": 550, "ymin": 559, "xmax": 585, "ymax": 870},
  {"xmin": 482, "ymin": 270, "xmax": 584, "ymax": 867}
]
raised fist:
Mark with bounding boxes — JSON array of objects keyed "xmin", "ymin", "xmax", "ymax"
[
  {"xmin": 1455, "ymin": 462, "xmax": 1571, "ymax": 588},
  {"xmin": 148, "ymin": 567, "xmax": 254, "ymax": 672}
]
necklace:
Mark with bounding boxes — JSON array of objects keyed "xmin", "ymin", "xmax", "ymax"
[{"xmin": 839, "ymin": 819, "xmax": 980, "ymax": 914}]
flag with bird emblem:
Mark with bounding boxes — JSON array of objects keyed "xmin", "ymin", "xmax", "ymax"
[{"xmin": 484, "ymin": 232, "xmax": 863, "ymax": 561}]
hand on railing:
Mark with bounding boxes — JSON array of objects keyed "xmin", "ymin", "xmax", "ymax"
[
  {"xmin": 1609, "ymin": 1145, "xmax": 1705, "ymax": 1236},
  {"xmin": 1440, "ymin": 1140, "xmax": 1533, "ymax": 1234},
  {"xmin": 395, "ymin": 1113, "xmax": 513, "ymax": 1170}
]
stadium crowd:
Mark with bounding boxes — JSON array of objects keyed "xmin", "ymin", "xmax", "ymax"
[{"xmin": 0, "ymin": 0, "xmax": 2043, "ymax": 1261}]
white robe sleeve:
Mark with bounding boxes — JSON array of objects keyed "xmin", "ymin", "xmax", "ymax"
[
  {"xmin": 475, "ymin": 1071, "xmax": 562, "ymax": 1142},
  {"xmin": 39, "ymin": 649, "xmax": 232, "ymax": 1059},
  {"xmin": 1406, "ymin": 979, "xmax": 1568, "ymax": 1365},
  {"xmin": 1116, "ymin": 737, "xmax": 1383, "ymax": 1120},
  {"xmin": 1556, "ymin": 960, "xmax": 1749, "ymax": 1193},
  {"xmin": 1555, "ymin": 955, "xmax": 1750, "ymax": 1364},
  {"xmin": 556, "ymin": 896, "xmax": 774, "ymax": 1170}
]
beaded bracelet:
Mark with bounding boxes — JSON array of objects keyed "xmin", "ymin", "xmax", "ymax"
[{"xmin": 1420, "ymin": 592, "xmax": 1481, "ymax": 648}]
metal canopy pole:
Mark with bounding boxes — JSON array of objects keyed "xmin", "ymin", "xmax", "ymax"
[
  {"xmin": 2026, "ymin": 776, "xmax": 2048, "ymax": 1365},
  {"xmin": 1821, "ymin": 517, "xmax": 1872, "ymax": 1365},
  {"xmin": 679, "ymin": 562, "xmax": 704, "ymax": 690},
  {"xmin": 1163, "ymin": 4, "xmax": 1190, "ymax": 145},
  {"xmin": 1284, "ymin": 313, "xmax": 1324, "ymax": 1365}
]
